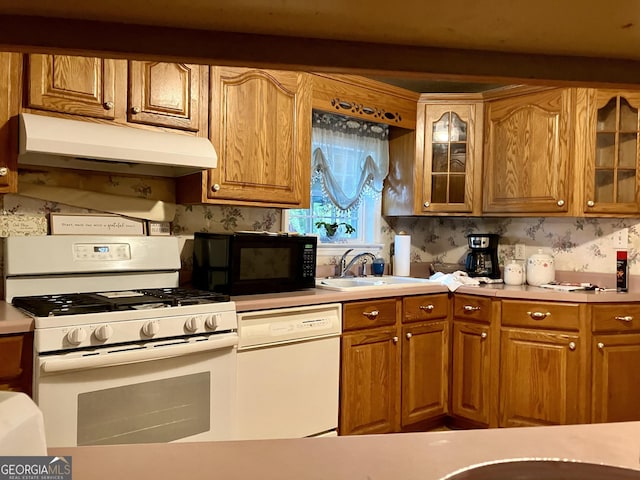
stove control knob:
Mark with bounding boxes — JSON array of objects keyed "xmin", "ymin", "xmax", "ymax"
[
  {"xmin": 142, "ymin": 320, "xmax": 160, "ymax": 337},
  {"xmin": 94, "ymin": 324, "xmax": 114, "ymax": 342},
  {"xmin": 205, "ymin": 314, "xmax": 220, "ymax": 330},
  {"xmin": 66, "ymin": 327, "xmax": 87, "ymax": 345},
  {"xmin": 184, "ymin": 317, "xmax": 200, "ymax": 332}
]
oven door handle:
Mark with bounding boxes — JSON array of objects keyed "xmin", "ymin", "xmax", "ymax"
[{"xmin": 40, "ymin": 335, "xmax": 238, "ymax": 373}]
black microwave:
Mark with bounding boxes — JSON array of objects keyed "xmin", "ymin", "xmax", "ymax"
[{"xmin": 192, "ymin": 232, "xmax": 317, "ymax": 295}]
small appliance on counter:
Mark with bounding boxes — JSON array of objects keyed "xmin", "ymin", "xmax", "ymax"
[
  {"xmin": 464, "ymin": 233, "xmax": 500, "ymax": 279},
  {"xmin": 192, "ymin": 231, "xmax": 317, "ymax": 295}
]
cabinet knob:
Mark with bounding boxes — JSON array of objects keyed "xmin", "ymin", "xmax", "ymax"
[
  {"xmin": 131, "ymin": 106, "xmax": 141, "ymax": 114},
  {"xmin": 211, "ymin": 183, "xmax": 221, "ymax": 192},
  {"xmin": 0, "ymin": 167, "xmax": 7, "ymax": 176},
  {"xmin": 463, "ymin": 305, "xmax": 480, "ymax": 312},
  {"xmin": 406, "ymin": 332, "xmax": 413, "ymax": 340},
  {"xmin": 392, "ymin": 336, "xmax": 398, "ymax": 344},
  {"xmin": 481, "ymin": 332, "xmax": 488, "ymax": 339},
  {"xmin": 614, "ymin": 315, "xmax": 633, "ymax": 322},
  {"xmin": 419, "ymin": 304, "xmax": 435, "ymax": 312},
  {"xmin": 103, "ymin": 101, "xmax": 114, "ymax": 110},
  {"xmin": 527, "ymin": 311, "xmax": 551, "ymax": 320},
  {"xmin": 362, "ymin": 310, "xmax": 379, "ymax": 320},
  {"xmin": 568, "ymin": 341, "xmax": 576, "ymax": 351},
  {"xmin": 597, "ymin": 342, "xmax": 605, "ymax": 350},
  {"xmin": 557, "ymin": 199, "xmax": 565, "ymax": 207},
  {"xmin": 587, "ymin": 200, "xmax": 595, "ymax": 207},
  {"xmin": 423, "ymin": 201, "xmax": 430, "ymax": 208}
]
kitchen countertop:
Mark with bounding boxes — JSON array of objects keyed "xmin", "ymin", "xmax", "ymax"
[
  {"xmin": 0, "ymin": 302, "xmax": 33, "ymax": 334},
  {"xmin": 48, "ymin": 421, "xmax": 640, "ymax": 480},
  {"xmin": 3, "ymin": 278, "xmax": 639, "ymax": 332},
  {"xmin": 232, "ymin": 281, "xmax": 640, "ymax": 312}
]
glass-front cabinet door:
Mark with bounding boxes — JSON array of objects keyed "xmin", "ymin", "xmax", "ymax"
[
  {"xmin": 415, "ymin": 100, "xmax": 482, "ymax": 214},
  {"xmin": 584, "ymin": 90, "xmax": 640, "ymax": 214}
]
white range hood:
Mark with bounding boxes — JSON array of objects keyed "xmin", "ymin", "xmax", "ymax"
[{"xmin": 18, "ymin": 113, "xmax": 217, "ymax": 177}]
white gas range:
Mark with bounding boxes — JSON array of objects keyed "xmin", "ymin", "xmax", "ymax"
[{"xmin": 5, "ymin": 235, "xmax": 238, "ymax": 448}]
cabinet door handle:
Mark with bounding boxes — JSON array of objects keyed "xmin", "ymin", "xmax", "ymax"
[
  {"xmin": 464, "ymin": 305, "xmax": 480, "ymax": 312},
  {"xmin": 0, "ymin": 167, "xmax": 7, "ymax": 176},
  {"xmin": 587, "ymin": 200, "xmax": 595, "ymax": 207},
  {"xmin": 527, "ymin": 311, "xmax": 551, "ymax": 320},
  {"xmin": 419, "ymin": 304, "xmax": 435, "ymax": 312},
  {"xmin": 597, "ymin": 342, "xmax": 605, "ymax": 350},
  {"xmin": 362, "ymin": 310, "xmax": 379, "ymax": 320},
  {"xmin": 615, "ymin": 315, "xmax": 633, "ymax": 322},
  {"xmin": 131, "ymin": 106, "xmax": 141, "ymax": 114},
  {"xmin": 406, "ymin": 332, "xmax": 413, "ymax": 340},
  {"xmin": 481, "ymin": 332, "xmax": 488, "ymax": 339},
  {"xmin": 103, "ymin": 101, "xmax": 114, "ymax": 110},
  {"xmin": 423, "ymin": 201, "xmax": 430, "ymax": 208},
  {"xmin": 211, "ymin": 183, "xmax": 221, "ymax": 192},
  {"xmin": 557, "ymin": 199, "xmax": 565, "ymax": 207},
  {"xmin": 392, "ymin": 336, "xmax": 398, "ymax": 344},
  {"xmin": 568, "ymin": 341, "xmax": 576, "ymax": 351}
]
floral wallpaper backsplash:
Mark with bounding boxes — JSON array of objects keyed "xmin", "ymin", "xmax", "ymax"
[
  {"xmin": 381, "ymin": 216, "xmax": 640, "ymax": 275},
  {"xmin": 3, "ymin": 172, "xmax": 640, "ymax": 279}
]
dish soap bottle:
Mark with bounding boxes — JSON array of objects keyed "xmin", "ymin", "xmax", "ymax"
[{"xmin": 526, "ymin": 249, "xmax": 555, "ymax": 286}]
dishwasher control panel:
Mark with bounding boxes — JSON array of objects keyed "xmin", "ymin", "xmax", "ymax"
[{"xmin": 237, "ymin": 303, "xmax": 342, "ymax": 349}]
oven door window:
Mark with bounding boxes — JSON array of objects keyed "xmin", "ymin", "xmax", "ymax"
[{"xmin": 77, "ymin": 372, "xmax": 210, "ymax": 446}]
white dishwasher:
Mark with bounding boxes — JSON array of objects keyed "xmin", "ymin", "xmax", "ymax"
[{"xmin": 235, "ymin": 303, "xmax": 342, "ymax": 440}]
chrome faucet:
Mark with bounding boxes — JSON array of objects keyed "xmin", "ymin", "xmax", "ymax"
[{"xmin": 339, "ymin": 249, "xmax": 377, "ymax": 277}]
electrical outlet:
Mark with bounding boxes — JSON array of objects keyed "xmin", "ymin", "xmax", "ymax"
[
  {"xmin": 515, "ymin": 243, "xmax": 526, "ymax": 260},
  {"xmin": 613, "ymin": 228, "xmax": 629, "ymax": 249}
]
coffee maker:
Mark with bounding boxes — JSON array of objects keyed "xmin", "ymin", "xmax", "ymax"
[{"xmin": 464, "ymin": 233, "xmax": 500, "ymax": 279}]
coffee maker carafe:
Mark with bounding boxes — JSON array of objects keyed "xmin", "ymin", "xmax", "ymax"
[{"xmin": 465, "ymin": 233, "xmax": 500, "ymax": 279}]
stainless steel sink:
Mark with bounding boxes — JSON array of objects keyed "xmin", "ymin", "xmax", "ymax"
[
  {"xmin": 442, "ymin": 459, "xmax": 640, "ymax": 480},
  {"xmin": 316, "ymin": 275, "xmax": 436, "ymax": 291}
]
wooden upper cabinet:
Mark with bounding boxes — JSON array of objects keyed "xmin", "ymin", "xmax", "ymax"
[
  {"xmin": 415, "ymin": 100, "xmax": 483, "ymax": 214},
  {"xmin": 581, "ymin": 89, "xmax": 640, "ymax": 215},
  {"xmin": 27, "ymin": 54, "xmax": 120, "ymax": 119},
  {"xmin": 127, "ymin": 61, "xmax": 208, "ymax": 134},
  {"xmin": 0, "ymin": 52, "xmax": 20, "ymax": 193},
  {"xmin": 483, "ymin": 88, "xmax": 574, "ymax": 214},
  {"xmin": 203, "ymin": 67, "xmax": 311, "ymax": 207}
]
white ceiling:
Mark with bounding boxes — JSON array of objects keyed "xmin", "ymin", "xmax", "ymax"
[{"xmin": 2, "ymin": 1, "xmax": 640, "ymax": 90}]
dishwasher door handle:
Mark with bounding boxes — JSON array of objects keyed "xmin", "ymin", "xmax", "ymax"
[{"xmin": 41, "ymin": 334, "xmax": 238, "ymax": 373}]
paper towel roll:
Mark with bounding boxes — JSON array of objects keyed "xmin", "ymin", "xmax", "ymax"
[{"xmin": 393, "ymin": 234, "xmax": 411, "ymax": 276}]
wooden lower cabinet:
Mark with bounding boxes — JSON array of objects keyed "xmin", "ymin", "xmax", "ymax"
[
  {"xmin": 451, "ymin": 321, "xmax": 491, "ymax": 425},
  {"xmin": 340, "ymin": 326, "xmax": 400, "ymax": 435},
  {"xmin": 0, "ymin": 332, "xmax": 33, "ymax": 397},
  {"xmin": 499, "ymin": 328, "xmax": 583, "ymax": 427},
  {"xmin": 401, "ymin": 321, "xmax": 448, "ymax": 427},
  {"xmin": 339, "ymin": 294, "xmax": 449, "ymax": 435},
  {"xmin": 592, "ymin": 333, "xmax": 640, "ymax": 423}
]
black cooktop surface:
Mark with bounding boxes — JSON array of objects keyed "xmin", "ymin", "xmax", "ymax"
[{"xmin": 12, "ymin": 288, "xmax": 230, "ymax": 317}]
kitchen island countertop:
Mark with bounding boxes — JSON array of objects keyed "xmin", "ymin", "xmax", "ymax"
[{"xmin": 48, "ymin": 421, "xmax": 640, "ymax": 480}]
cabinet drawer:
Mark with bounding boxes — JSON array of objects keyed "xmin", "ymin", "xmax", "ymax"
[
  {"xmin": 453, "ymin": 295, "xmax": 492, "ymax": 323},
  {"xmin": 592, "ymin": 304, "xmax": 640, "ymax": 332},
  {"xmin": 501, "ymin": 300, "xmax": 580, "ymax": 330},
  {"xmin": 343, "ymin": 299, "xmax": 398, "ymax": 332},
  {"xmin": 403, "ymin": 294, "xmax": 449, "ymax": 323}
]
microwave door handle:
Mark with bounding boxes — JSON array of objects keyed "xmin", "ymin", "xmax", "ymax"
[{"xmin": 40, "ymin": 334, "xmax": 238, "ymax": 374}]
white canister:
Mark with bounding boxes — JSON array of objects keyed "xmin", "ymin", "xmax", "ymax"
[
  {"xmin": 526, "ymin": 249, "xmax": 555, "ymax": 286},
  {"xmin": 503, "ymin": 260, "xmax": 524, "ymax": 286}
]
